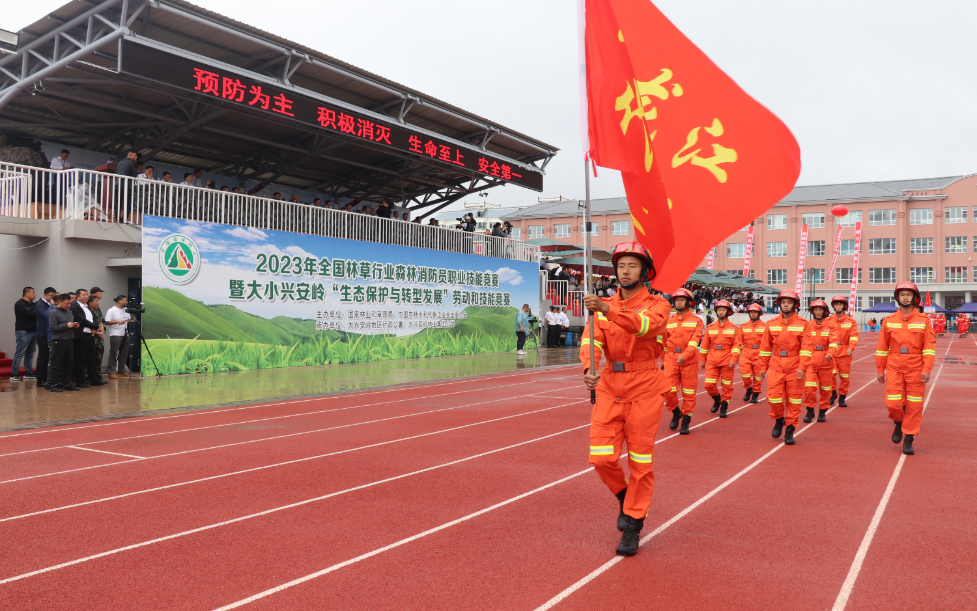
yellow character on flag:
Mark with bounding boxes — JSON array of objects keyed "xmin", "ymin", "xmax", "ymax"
[
  {"xmin": 672, "ymin": 118, "xmax": 738, "ymax": 183},
  {"xmin": 615, "ymin": 69, "xmax": 683, "ymax": 173}
]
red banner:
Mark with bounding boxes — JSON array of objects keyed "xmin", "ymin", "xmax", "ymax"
[
  {"xmin": 827, "ymin": 224, "xmax": 844, "ymax": 280},
  {"xmin": 743, "ymin": 225, "xmax": 755, "ymax": 276},
  {"xmin": 794, "ymin": 224, "xmax": 809, "ymax": 294},
  {"xmin": 706, "ymin": 246, "xmax": 716, "ymax": 270},
  {"xmin": 849, "ymin": 221, "xmax": 862, "ymax": 307}
]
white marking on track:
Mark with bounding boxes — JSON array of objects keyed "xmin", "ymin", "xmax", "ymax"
[{"xmin": 65, "ymin": 446, "xmax": 145, "ymax": 460}]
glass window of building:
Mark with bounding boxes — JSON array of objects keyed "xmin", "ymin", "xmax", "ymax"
[
  {"xmin": 909, "ymin": 237, "xmax": 933, "ymax": 254},
  {"xmin": 509, "ymin": 227, "xmax": 521, "ymax": 240},
  {"xmin": 553, "ymin": 224, "xmax": 571, "ymax": 238},
  {"xmin": 580, "ymin": 223, "xmax": 598, "ymax": 236},
  {"xmin": 909, "ymin": 208, "xmax": 933, "ymax": 225},
  {"xmin": 868, "ymin": 267, "xmax": 897, "ymax": 283},
  {"xmin": 835, "ymin": 268, "xmax": 862, "ymax": 284},
  {"xmin": 852, "ymin": 296, "xmax": 863, "ymax": 312},
  {"xmin": 767, "ymin": 214, "xmax": 787, "ymax": 230},
  {"xmin": 610, "ymin": 220, "xmax": 630, "ymax": 235},
  {"xmin": 945, "ymin": 206, "xmax": 968, "ymax": 224},
  {"xmin": 804, "ymin": 269, "xmax": 825, "ymax": 284},
  {"xmin": 807, "ymin": 240, "xmax": 825, "ymax": 256},
  {"xmin": 801, "ymin": 213, "xmax": 825, "ymax": 228},
  {"xmin": 726, "ymin": 243, "xmax": 746, "ymax": 258},
  {"xmin": 909, "ymin": 267, "xmax": 934, "ymax": 284},
  {"xmin": 945, "ymin": 267, "xmax": 968, "ymax": 283},
  {"xmin": 868, "ymin": 296, "xmax": 894, "ymax": 307},
  {"xmin": 837, "ymin": 210, "xmax": 862, "ymax": 227},
  {"xmin": 839, "ymin": 239, "xmax": 859, "ymax": 255},
  {"xmin": 868, "ymin": 238, "xmax": 897, "ymax": 255},
  {"xmin": 767, "ymin": 269, "xmax": 787, "ymax": 284},
  {"xmin": 767, "ymin": 241, "xmax": 787, "ymax": 257},
  {"xmin": 945, "ymin": 236, "xmax": 967, "ymax": 253},
  {"xmin": 528, "ymin": 225, "xmax": 545, "ymax": 239},
  {"xmin": 868, "ymin": 209, "xmax": 896, "ymax": 226}
]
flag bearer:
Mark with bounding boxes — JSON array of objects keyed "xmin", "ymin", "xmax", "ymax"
[
  {"xmin": 700, "ymin": 299, "xmax": 743, "ymax": 419},
  {"xmin": 876, "ymin": 282, "xmax": 936, "ymax": 455},
  {"xmin": 758, "ymin": 290, "xmax": 809, "ymax": 445},
  {"xmin": 581, "ymin": 241, "xmax": 671, "ymax": 556},
  {"xmin": 739, "ymin": 303, "xmax": 766, "ymax": 403},
  {"xmin": 662, "ymin": 288, "xmax": 704, "ymax": 435},
  {"xmin": 802, "ymin": 300, "xmax": 838, "ymax": 424},
  {"xmin": 828, "ymin": 295, "xmax": 859, "ymax": 406}
]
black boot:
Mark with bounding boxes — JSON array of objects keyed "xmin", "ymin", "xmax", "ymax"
[
  {"xmin": 680, "ymin": 414, "xmax": 692, "ymax": 435},
  {"xmin": 616, "ymin": 516, "xmax": 644, "ymax": 556},
  {"xmin": 784, "ymin": 424, "xmax": 796, "ymax": 445},
  {"xmin": 719, "ymin": 401, "xmax": 729, "ymax": 418},
  {"xmin": 803, "ymin": 407, "xmax": 815, "ymax": 423},
  {"xmin": 669, "ymin": 407, "xmax": 682, "ymax": 430},
  {"xmin": 817, "ymin": 409, "xmax": 827, "ymax": 423},
  {"xmin": 830, "ymin": 390, "xmax": 838, "ymax": 406},
  {"xmin": 903, "ymin": 434, "xmax": 915, "ymax": 456},
  {"xmin": 743, "ymin": 388, "xmax": 753, "ymax": 401},
  {"xmin": 615, "ymin": 488, "xmax": 628, "ymax": 532},
  {"xmin": 772, "ymin": 417, "xmax": 785, "ymax": 439},
  {"xmin": 710, "ymin": 395, "xmax": 721, "ymax": 413},
  {"xmin": 838, "ymin": 395, "xmax": 847, "ymax": 407},
  {"xmin": 892, "ymin": 421, "xmax": 903, "ymax": 444},
  {"xmin": 750, "ymin": 391, "xmax": 760, "ymax": 404}
]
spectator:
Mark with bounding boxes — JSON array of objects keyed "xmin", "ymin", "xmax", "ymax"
[
  {"xmin": 491, "ymin": 222, "xmax": 508, "ymax": 238},
  {"xmin": 138, "ymin": 166, "xmax": 155, "ymax": 182},
  {"xmin": 428, "ymin": 218, "xmax": 439, "ymax": 226},
  {"xmin": 376, "ymin": 199, "xmax": 393, "ymax": 219},
  {"xmin": 559, "ymin": 306, "xmax": 570, "ymax": 344},
  {"xmin": 181, "ymin": 173, "xmax": 195, "ymax": 187},
  {"xmin": 116, "ymin": 150, "xmax": 139, "ymax": 178},
  {"xmin": 161, "ymin": 172, "xmax": 174, "ymax": 183},
  {"xmin": 47, "ymin": 294, "xmax": 79, "ymax": 392},
  {"xmin": 232, "ymin": 186, "xmax": 241, "ymax": 194},
  {"xmin": 606, "ymin": 283, "xmax": 618, "ymax": 297},
  {"xmin": 272, "ymin": 192, "xmax": 282, "ymax": 201},
  {"xmin": 220, "ymin": 186, "xmax": 229, "ymax": 192},
  {"xmin": 69, "ymin": 289, "xmax": 105, "ymax": 388},
  {"xmin": 50, "ymin": 149, "xmax": 70, "ymax": 171},
  {"xmin": 515, "ymin": 303, "xmax": 531, "ymax": 355},
  {"xmin": 391, "ymin": 211, "xmax": 400, "ymax": 220},
  {"xmin": 205, "ymin": 179, "xmax": 216, "ymax": 189},
  {"xmin": 361, "ymin": 205, "xmax": 373, "ymax": 215},
  {"xmin": 324, "ymin": 200, "xmax": 334, "ymax": 209},
  {"xmin": 290, "ymin": 194, "xmax": 301, "ymax": 204},
  {"xmin": 34, "ymin": 287, "xmax": 56, "ymax": 387},
  {"xmin": 105, "ymin": 295, "xmax": 133, "ymax": 379},
  {"xmin": 88, "ymin": 293, "xmax": 106, "ymax": 383},
  {"xmin": 312, "ymin": 198, "xmax": 322, "ymax": 207},
  {"xmin": 192, "ymin": 169, "xmax": 203, "ymax": 187},
  {"xmin": 402, "ymin": 212, "xmax": 410, "ymax": 222},
  {"xmin": 11, "ymin": 287, "xmax": 37, "ymax": 381},
  {"xmin": 544, "ymin": 305, "xmax": 560, "ymax": 348}
]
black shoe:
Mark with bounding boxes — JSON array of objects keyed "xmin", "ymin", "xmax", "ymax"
[
  {"xmin": 49, "ymin": 385, "xmax": 63, "ymax": 393},
  {"xmin": 750, "ymin": 392, "xmax": 760, "ymax": 404},
  {"xmin": 892, "ymin": 421, "xmax": 903, "ymax": 444},
  {"xmin": 772, "ymin": 417, "xmax": 785, "ymax": 439},
  {"xmin": 680, "ymin": 414, "xmax": 692, "ymax": 435},
  {"xmin": 719, "ymin": 401, "xmax": 729, "ymax": 418},
  {"xmin": 830, "ymin": 390, "xmax": 838, "ymax": 406},
  {"xmin": 903, "ymin": 434, "xmax": 914, "ymax": 455},
  {"xmin": 710, "ymin": 395, "xmax": 721, "ymax": 413},
  {"xmin": 616, "ymin": 516, "xmax": 644, "ymax": 556},
  {"xmin": 63, "ymin": 385, "xmax": 80, "ymax": 391},
  {"xmin": 817, "ymin": 409, "xmax": 827, "ymax": 423},
  {"xmin": 743, "ymin": 389, "xmax": 753, "ymax": 401},
  {"xmin": 77, "ymin": 382, "xmax": 91, "ymax": 388},
  {"xmin": 24, "ymin": 372, "xmax": 35, "ymax": 379},
  {"xmin": 838, "ymin": 395, "xmax": 847, "ymax": 407},
  {"xmin": 91, "ymin": 380, "xmax": 108, "ymax": 386},
  {"xmin": 784, "ymin": 425, "xmax": 796, "ymax": 445},
  {"xmin": 615, "ymin": 488, "xmax": 628, "ymax": 532},
  {"xmin": 803, "ymin": 407, "xmax": 815, "ymax": 423},
  {"xmin": 669, "ymin": 407, "xmax": 682, "ymax": 430}
]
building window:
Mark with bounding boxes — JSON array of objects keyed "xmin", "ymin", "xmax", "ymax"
[
  {"xmin": 528, "ymin": 225, "xmax": 545, "ymax": 239},
  {"xmin": 580, "ymin": 222, "xmax": 598, "ymax": 236},
  {"xmin": 945, "ymin": 266, "xmax": 968, "ymax": 283},
  {"xmin": 808, "ymin": 240, "xmax": 825, "ymax": 256},
  {"xmin": 509, "ymin": 227, "xmax": 521, "ymax": 240},
  {"xmin": 553, "ymin": 224, "xmax": 571, "ymax": 238},
  {"xmin": 839, "ymin": 239, "xmax": 859, "ymax": 255},
  {"xmin": 853, "ymin": 296, "xmax": 863, "ymax": 312},
  {"xmin": 868, "ymin": 296, "xmax": 894, "ymax": 308},
  {"xmin": 869, "ymin": 209, "xmax": 896, "ymax": 226},
  {"xmin": 767, "ymin": 241, "xmax": 787, "ymax": 257},
  {"xmin": 868, "ymin": 267, "xmax": 897, "ymax": 284},
  {"xmin": 726, "ymin": 243, "xmax": 746, "ymax": 258},
  {"xmin": 804, "ymin": 269, "xmax": 825, "ymax": 284},
  {"xmin": 909, "ymin": 208, "xmax": 933, "ymax": 225},
  {"xmin": 910, "ymin": 237, "xmax": 933, "ymax": 254},
  {"xmin": 909, "ymin": 267, "xmax": 934, "ymax": 284},
  {"xmin": 945, "ymin": 236, "xmax": 967, "ymax": 253},
  {"xmin": 837, "ymin": 210, "xmax": 862, "ymax": 227},
  {"xmin": 610, "ymin": 220, "xmax": 630, "ymax": 235},
  {"xmin": 767, "ymin": 269, "xmax": 787, "ymax": 284},
  {"xmin": 868, "ymin": 238, "xmax": 897, "ymax": 255},
  {"xmin": 945, "ymin": 206, "xmax": 968, "ymax": 224},
  {"xmin": 767, "ymin": 214, "xmax": 787, "ymax": 230},
  {"xmin": 801, "ymin": 213, "xmax": 825, "ymax": 228},
  {"xmin": 835, "ymin": 268, "xmax": 862, "ymax": 284}
]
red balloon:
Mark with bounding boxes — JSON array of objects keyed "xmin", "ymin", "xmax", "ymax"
[{"xmin": 831, "ymin": 205, "xmax": 849, "ymax": 217}]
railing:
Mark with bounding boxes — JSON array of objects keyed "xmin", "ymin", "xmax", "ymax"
[
  {"xmin": 545, "ymin": 279, "xmax": 569, "ymax": 306},
  {"xmin": 0, "ymin": 161, "xmax": 541, "ymax": 263},
  {"xmin": 0, "ymin": 169, "xmax": 31, "ymax": 218},
  {"xmin": 567, "ymin": 290, "xmax": 584, "ymax": 317}
]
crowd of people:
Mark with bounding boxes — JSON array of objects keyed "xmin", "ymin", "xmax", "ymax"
[{"xmin": 10, "ymin": 287, "xmax": 135, "ymax": 391}]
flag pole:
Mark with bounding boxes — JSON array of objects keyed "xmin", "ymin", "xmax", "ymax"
[{"xmin": 584, "ymin": 156, "xmax": 596, "ymax": 405}]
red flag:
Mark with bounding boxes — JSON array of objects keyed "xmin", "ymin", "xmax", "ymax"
[
  {"xmin": 925, "ymin": 291, "xmax": 932, "ymax": 307},
  {"xmin": 582, "ymin": 0, "xmax": 800, "ymax": 291}
]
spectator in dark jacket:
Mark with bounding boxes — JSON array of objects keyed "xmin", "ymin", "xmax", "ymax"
[
  {"xmin": 375, "ymin": 199, "xmax": 393, "ymax": 219},
  {"xmin": 69, "ymin": 289, "xmax": 105, "ymax": 387},
  {"xmin": 12, "ymin": 287, "xmax": 37, "ymax": 381},
  {"xmin": 47, "ymin": 295, "xmax": 79, "ymax": 392},
  {"xmin": 34, "ymin": 287, "xmax": 56, "ymax": 387}
]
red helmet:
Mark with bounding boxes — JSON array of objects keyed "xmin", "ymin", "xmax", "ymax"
[
  {"xmin": 671, "ymin": 288, "xmax": 694, "ymax": 306},
  {"xmin": 775, "ymin": 290, "xmax": 800, "ymax": 307},
  {"xmin": 893, "ymin": 281, "xmax": 921, "ymax": 306},
  {"xmin": 809, "ymin": 299, "xmax": 830, "ymax": 314},
  {"xmin": 830, "ymin": 295, "xmax": 849, "ymax": 310},
  {"xmin": 714, "ymin": 299, "xmax": 733, "ymax": 314},
  {"xmin": 747, "ymin": 303, "xmax": 764, "ymax": 314},
  {"xmin": 611, "ymin": 241, "xmax": 656, "ymax": 281}
]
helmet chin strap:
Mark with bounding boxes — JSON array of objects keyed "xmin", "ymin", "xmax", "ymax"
[{"xmin": 620, "ymin": 280, "xmax": 642, "ymax": 290}]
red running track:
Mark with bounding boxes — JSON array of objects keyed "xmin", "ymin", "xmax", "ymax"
[{"xmin": 1, "ymin": 339, "xmax": 972, "ymax": 610}]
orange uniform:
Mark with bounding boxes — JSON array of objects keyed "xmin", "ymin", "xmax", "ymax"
[
  {"xmin": 739, "ymin": 317, "xmax": 767, "ymax": 393},
  {"xmin": 759, "ymin": 314, "xmax": 810, "ymax": 427},
  {"xmin": 581, "ymin": 289, "xmax": 671, "ymax": 520},
  {"xmin": 663, "ymin": 310, "xmax": 704, "ymax": 416},
  {"xmin": 933, "ymin": 315, "xmax": 945, "ymax": 336},
  {"xmin": 876, "ymin": 309, "xmax": 936, "ymax": 436},
  {"xmin": 802, "ymin": 318, "xmax": 839, "ymax": 412},
  {"xmin": 958, "ymin": 314, "xmax": 970, "ymax": 336},
  {"xmin": 699, "ymin": 319, "xmax": 743, "ymax": 402},
  {"xmin": 829, "ymin": 312, "xmax": 859, "ymax": 396}
]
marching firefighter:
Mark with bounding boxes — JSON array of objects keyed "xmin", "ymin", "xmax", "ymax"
[
  {"xmin": 581, "ymin": 241, "xmax": 671, "ymax": 556},
  {"xmin": 663, "ymin": 288, "xmax": 704, "ymax": 435},
  {"xmin": 758, "ymin": 290, "xmax": 810, "ymax": 445},
  {"xmin": 802, "ymin": 300, "xmax": 839, "ymax": 424},
  {"xmin": 828, "ymin": 295, "xmax": 859, "ymax": 407},
  {"xmin": 700, "ymin": 299, "xmax": 743, "ymax": 418},
  {"xmin": 958, "ymin": 313, "xmax": 971, "ymax": 337},
  {"xmin": 739, "ymin": 303, "xmax": 766, "ymax": 404},
  {"xmin": 876, "ymin": 282, "xmax": 936, "ymax": 455},
  {"xmin": 933, "ymin": 313, "xmax": 945, "ymax": 338}
]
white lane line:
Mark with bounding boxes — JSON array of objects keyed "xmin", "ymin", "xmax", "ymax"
[
  {"xmin": 0, "ymin": 402, "xmax": 583, "ymax": 524},
  {"xmin": 533, "ymin": 377, "xmax": 877, "ymax": 611},
  {"xmin": 65, "ymin": 446, "xmax": 146, "ymax": 460},
  {"xmin": 829, "ymin": 336, "xmax": 952, "ymax": 611},
  {"xmin": 0, "ymin": 366, "xmax": 576, "ymax": 441},
  {"xmin": 0, "ymin": 389, "xmax": 573, "ymax": 485}
]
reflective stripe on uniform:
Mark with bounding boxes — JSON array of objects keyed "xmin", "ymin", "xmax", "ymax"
[
  {"xmin": 886, "ymin": 394, "xmax": 903, "ymax": 401},
  {"xmin": 682, "ymin": 387, "xmax": 695, "ymax": 394},
  {"xmin": 742, "ymin": 374, "xmax": 752, "ymax": 379},
  {"xmin": 759, "ymin": 351, "xmax": 773, "ymax": 357},
  {"xmin": 908, "ymin": 323, "xmax": 926, "ymax": 329},
  {"xmin": 788, "ymin": 326, "xmax": 805, "ymax": 332},
  {"xmin": 886, "ymin": 323, "xmax": 903, "ymax": 328},
  {"xmin": 635, "ymin": 314, "xmax": 652, "ymax": 337},
  {"xmin": 687, "ymin": 341, "xmax": 698, "ymax": 347},
  {"xmin": 840, "ymin": 373, "xmax": 849, "ymax": 378},
  {"xmin": 769, "ymin": 326, "xmax": 783, "ymax": 331},
  {"xmin": 731, "ymin": 348, "xmax": 741, "ymax": 354},
  {"xmin": 876, "ymin": 350, "xmax": 889, "ymax": 356},
  {"xmin": 666, "ymin": 322, "xmax": 678, "ymax": 329},
  {"xmin": 670, "ymin": 386, "xmax": 677, "ymax": 392},
  {"xmin": 721, "ymin": 379, "xmax": 732, "ymax": 385},
  {"xmin": 699, "ymin": 347, "xmax": 710, "ymax": 353},
  {"xmin": 704, "ymin": 378, "xmax": 717, "ymax": 383},
  {"xmin": 581, "ymin": 338, "xmax": 603, "ymax": 349},
  {"xmin": 682, "ymin": 322, "xmax": 698, "ymax": 327},
  {"xmin": 800, "ymin": 350, "xmax": 813, "ymax": 356},
  {"xmin": 628, "ymin": 450, "xmax": 653, "ymax": 464},
  {"xmin": 788, "ymin": 397, "xmax": 802, "ymax": 404},
  {"xmin": 805, "ymin": 382, "xmax": 818, "ymax": 387},
  {"xmin": 907, "ymin": 395, "xmax": 923, "ymax": 402},
  {"xmin": 590, "ymin": 445, "xmax": 615, "ymax": 455},
  {"xmin": 922, "ymin": 349, "xmax": 936, "ymax": 356},
  {"xmin": 821, "ymin": 385, "xmax": 832, "ymax": 391},
  {"xmin": 768, "ymin": 397, "xmax": 783, "ymax": 403}
]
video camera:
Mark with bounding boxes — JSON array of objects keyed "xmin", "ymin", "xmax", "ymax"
[{"xmin": 124, "ymin": 303, "xmax": 146, "ymax": 315}]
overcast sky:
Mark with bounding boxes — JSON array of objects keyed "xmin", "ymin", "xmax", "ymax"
[{"xmin": 7, "ymin": 0, "xmax": 976, "ymax": 211}]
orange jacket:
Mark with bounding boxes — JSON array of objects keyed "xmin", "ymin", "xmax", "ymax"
[
  {"xmin": 663, "ymin": 310, "xmax": 704, "ymax": 364},
  {"xmin": 958, "ymin": 315, "xmax": 971, "ymax": 332},
  {"xmin": 802, "ymin": 317, "xmax": 839, "ymax": 370},
  {"xmin": 739, "ymin": 318, "xmax": 767, "ymax": 361},
  {"xmin": 875, "ymin": 309, "xmax": 936, "ymax": 375},
  {"xmin": 759, "ymin": 313, "xmax": 810, "ymax": 374},
  {"xmin": 580, "ymin": 288, "xmax": 671, "ymax": 401},
  {"xmin": 829, "ymin": 313, "xmax": 859, "ymax": 355},
  {"xmin": 699, "ymin": 318, "xmax": 743, "ymax": 366}
]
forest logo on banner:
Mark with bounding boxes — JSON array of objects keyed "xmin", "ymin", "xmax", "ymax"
[{"xmin": 158, "ymin": 234, "xmax": 200, "ymax": 284}]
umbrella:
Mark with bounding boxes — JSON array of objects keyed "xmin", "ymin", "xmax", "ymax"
[
  {"xmin": 550, "ymin": 256, "xmax": 616, "ymax": 272},
  {"xmin": 573, "ymin": 245, "xmax": 612, "ymax": 260},
  {"xmin": 526, "ymin": 238, "xmax": 578, "ymax": 252}
]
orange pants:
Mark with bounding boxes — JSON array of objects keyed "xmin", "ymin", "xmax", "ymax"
[
  {"xmin": 589, "ymin": 394, "xmax": 663, "ymax": 519},
  {"xmin": 739, "ymin": 353, "xmax": 763, "ymax": 392},
  {"xmin": 664, "ymin": 357, "xmax": 699, "ymax": 415},
  {"xmin": 766, "ymin": 366, "xmax": 804, "ymax": 426},
  {"xmin": 704, "ymin": 362, "xmax": 736, "ymax": 402},
  {"xmin": 885, "ymin": 369, "xmax": 925, "ymax": 436},
  {"xmin": 804, "ymin": 367, "xmax": 834, "ymax": 410},
  {"xmin": 833, "ymin": 355, "xmax": 852, "ymax": 395}
]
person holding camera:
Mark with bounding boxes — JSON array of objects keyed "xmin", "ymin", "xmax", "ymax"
[
  {"xmin": 456, "ymin": 213, "xmax": 475, "ymax": 232},
  {"xmin": 105, "ymin": 295, "xmax": 135, "ymax": 378}
]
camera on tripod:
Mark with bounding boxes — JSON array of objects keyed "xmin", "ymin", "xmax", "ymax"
[{"xmin": 124, "ymin": 304, "xmax": 146, "ymax": 315}]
